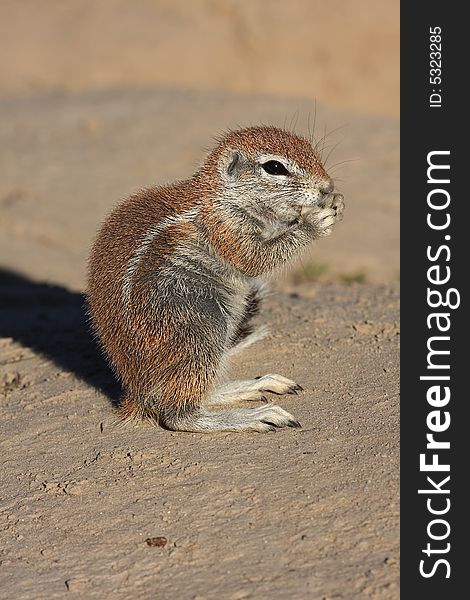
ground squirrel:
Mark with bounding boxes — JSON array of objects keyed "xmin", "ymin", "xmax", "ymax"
[{"xmin": 87, "ymin": 126, "xmax": 344, "ymax": 432}]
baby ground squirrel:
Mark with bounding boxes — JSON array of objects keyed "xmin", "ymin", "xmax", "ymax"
[{"xmin": 87, "ymin": 126, "xmax": 344, "ymax": 432}]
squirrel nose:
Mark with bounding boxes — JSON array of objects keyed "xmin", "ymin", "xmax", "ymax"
[{"xmin": 319, "ymin": 179, "xmax": 334, "ymax": 195}]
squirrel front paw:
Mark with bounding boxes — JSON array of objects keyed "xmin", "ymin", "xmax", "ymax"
[
  {"xmin": 325, "ymin": 192, "xmax": 345, "ymax": 221},
  {"xmin": 307, "ymin": 193, "xmax": 345, "ymax": 237}
]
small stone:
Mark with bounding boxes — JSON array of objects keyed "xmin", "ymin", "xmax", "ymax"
[{"xmin": 145, "ymin": 536, "xmax": 167, "ymax": 548}]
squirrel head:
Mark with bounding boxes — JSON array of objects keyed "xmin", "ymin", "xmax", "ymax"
[{"xmin": 199, "ymin": 126, "xmax": 334, "ymax": 223}]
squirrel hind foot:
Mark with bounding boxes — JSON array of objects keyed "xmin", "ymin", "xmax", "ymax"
[
  {"xmin": 117, "ymin": 373, "xmax": 304, "ymax": 431},
  {"xmin": 206, "ymin": 374, "xmax": 304, "ymax": 406},
  {"xmin": 160, "ymin": 405, "xmax": 301, "ymax": 433}
]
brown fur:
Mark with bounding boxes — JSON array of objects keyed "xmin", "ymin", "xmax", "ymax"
[
  {"xmin": 87, "ymin": 183, "xmax": 200, "ymax": 392},
  {"xmin": 204, "ymin": 126, "xmax": 328, "ymax": 177}
]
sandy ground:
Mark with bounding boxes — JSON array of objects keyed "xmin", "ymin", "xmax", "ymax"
[
  {"xmin": 1, "ymin": 3, "xmax": 399, "ymax": 599},
  {"xmin": 1, "ymin": 278, "xmax": 399, "ymax": 599}
]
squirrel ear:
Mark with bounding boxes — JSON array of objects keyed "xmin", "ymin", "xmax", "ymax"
[{"xmin": 218, "ymin": 149, "xmax": 244, "ymax": 181}]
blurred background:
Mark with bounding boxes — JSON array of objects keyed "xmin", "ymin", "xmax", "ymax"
[
  {"xmin": 0, "ymin": 0, "xmax": 399, "ymax": 289},
  {"xmin": 0, "ymin": 0, "xmax": 398, "ymax": 116}
]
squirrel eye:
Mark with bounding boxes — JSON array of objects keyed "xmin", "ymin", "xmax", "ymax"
[{"xmin": 261, "ymin": 160, "xmax": 290, "ymax": 176}]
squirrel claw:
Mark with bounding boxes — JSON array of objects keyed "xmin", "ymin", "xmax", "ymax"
[{"xmin": 288, "ymin": 384, "xmax": 304, "ymax": 395}]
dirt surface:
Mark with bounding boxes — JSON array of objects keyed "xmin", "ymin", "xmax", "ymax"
[
  {"xmin": 1, "ymin": 278, "xmax": 399, "ymax": 599},
  {"xmin": 1, "ymin": 3, "xmax": 399, "ymax": 598}
]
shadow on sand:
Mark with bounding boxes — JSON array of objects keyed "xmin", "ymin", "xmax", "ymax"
[{"xmin": 0, "ymin": 268, "xmax": 120, "ymax": 404}]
